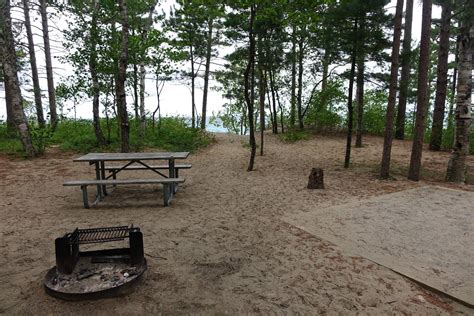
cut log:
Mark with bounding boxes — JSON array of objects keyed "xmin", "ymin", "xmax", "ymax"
[{"xmin": 307, "ymin": 168, "xmax": 324, "ymax": 189}]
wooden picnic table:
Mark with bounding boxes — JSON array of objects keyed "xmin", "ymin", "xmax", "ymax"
[{"xmin": 64, "ymin": 152, "xmax": 191, "ymax": 208}]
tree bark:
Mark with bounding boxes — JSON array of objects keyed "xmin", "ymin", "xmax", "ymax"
[
  {"xmin": 133, "ymin": 63, "xmax": 139, "ymax": 120},
  {"xmin": 39, "ymin": 0, "xmax": 57, "ymax": 129},
  {"xmin": 200, "ymin": 18, "xmax": 213, "ymax": 130},
  {"xmin": 258, "ymin": 53, "xmax": 265, "ymax": 156},
  {"xmin": 190, "ymin": 45, "xmax": 196, "ymax": 128},
  {"xmin": 355, "ymin": 52, "xmax": 365, "ymax": 148},
  {"xmin": 429, "ymin": 2, "xmax": 451, "ymax": 151},
  {"xmin": 408, "ymin": 0, "xmax": 432, "ymax": 181},
  {"xmin": 395, "ymin": 0, "xmax": 414, "ymax": 140},
  {"xmin": 89, "ymin": 0, "xmax": 106, "ymax": 146},
  {"xmin": 245, "ymin": 5, "xmax": 256, "ymax": 171},
  {"xmin": 0, "ymin": 0, "xmax": 35, "ymax": 157},
  {"xmin": 116, "ymin": 0, "xmax": 130, "ymax": 153},
  {"xmin": 269, "ymin": 68, "xmax": 278, "ymax": 134},
  {"xmin": 446, "ymin": 23, "xmax": 472, "ymax": 183},
  {"xmin": 344, "ymin": 18, "xmax": 358, "ymax": 169},
  {"xmin": 446, "ymin": 36, "xmax": 459, "ymax": 147},
  {"xmin": 3, "ymin": 65, "xmax": 15, "ymax": 134},
  {"xmin": 290, "ymin": 25, "xmax": 296, "ymax": 128},
  {"xmin": 297, "ymin": 36, "xmax": 304, "ymax": 129},
  {"xmin": 22, "ymin": 0, "xmax": 44, "ymax": 128},
  {"xmin": 380, "ymin": 0, "xmax": 404, "ymax": 179},
  {"xmin": 139, "ymin": 7, "xmax": 152, "ymax": 137}
]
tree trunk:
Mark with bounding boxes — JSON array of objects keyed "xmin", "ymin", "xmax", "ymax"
[
  {"xmin": 245, "ymin": 5, "xmax": 256, "ymax": 171},
  {"xmin": 133, "ymin": 63, "xmax": 139, "ymax": 121},
  {"xmin": 322, "ymin": 49, "xmax": 330, "ymax": 92},
  {"xmin": 355, "ymin": 52, "xmax": 365, "ymax": 148},
  {"xmin": 408, "ymin": 0, "xmax": 432, "ymax": 181},
  {"xmin": 138, "ymin": 8, "xmax": 152, "ymax": 137},
  {"xmin": 89, "ymin": 0, "xmax": 106, "ymax": 146},
  {"xmin": 344, "ymin": 18, "xmax": 358, "ymax": 169},
  {"xmin": 22, "ymin": 0, "xmax": 44, "ymax": 128},
  {"xmin": 269, "ymin": 68, "xmax": 278, "ymax": 134},
  {"xmin": 446, "ymin": 23, "xmax": 472, "ymax": 183},
  {"xmin": 395, "ymin": 0, "xmax": 414, "ymax": 140},
  {"xmin": 258, "ymin": 57, "xmax": 265, "ymax": 156},
  {"xmin": 3, "ymin": 66, "xmax": 15, "ymax": 134},
  {"xmin": 116, "ymin": 0, "xmax": 130, "ymax": 153},
  {"xmin": 201, "ymin": 18, "xmax": 213, "ymax": 130},
  {"xmin": 297, "ymin": 36, "xmax": 304, "ymax": 129},
  {"xmin": 276, "ymin": 86, "xmax": 284, "ymax": 134},
  {"xmin": 290, "ymin": 25, "xmax": 297, "ymax": 128},
  {"xmin": 0, "ymin": 0, "xmax": 35, "ymax": 156},
  {"xmin": 190, "ymin": 45, "xmax": 196, "ymax": 128},
  {"xmin": 380, "ymin": 0, "xmax": 404, "ymax": 179},
  {"xmin": 39, "ymin": 0, "xmax": 57, "ymax": 129},
  {"xmin": 446, "ymin": 36, "xmax": 459, "ymax": 148},
  {"xmin": 429, "ymin": 2, "xmax": 451, "ymax": 151}
]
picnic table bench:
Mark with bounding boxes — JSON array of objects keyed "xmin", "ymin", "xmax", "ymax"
[{"xmin": 63, "ymin": 152, "xmax": 191, "ymax": 208}]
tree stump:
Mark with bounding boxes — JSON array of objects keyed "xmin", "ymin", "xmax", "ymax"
[{"xmin": 307, "ymin": 168, "xmax": 324, "ymax": 189}]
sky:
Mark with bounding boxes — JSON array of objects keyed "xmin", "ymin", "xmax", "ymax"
[{"xmin": 0, "ymin": 0, "xmax": 442, "ymax": 123}]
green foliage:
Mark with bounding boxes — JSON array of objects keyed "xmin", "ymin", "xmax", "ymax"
[
  {"xmin": 279, "ymin": 129, "xmax": 311, "ymax": 143},
  {"xmin": 0, "ymin": 124, "xmax": 23, "ymax": 155},
  {"xmin": 362, "ymin": 89, "xmax": 387, "ymax": 136},
  {"xmin": 0, "ymin": 117, "xmax": 216, "ymax": 155},
  {"xmin": 30, "ymin": 125, "xmax": 54, "ymax": 154}
]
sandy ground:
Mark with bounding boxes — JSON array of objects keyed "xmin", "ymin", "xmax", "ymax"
[
  {"xmin": 0, "ymin": 133, "xmax": 473, "ymax": 314},
  {"xmin": 284, "ymin": 186, "xmax": 474, "ymax": 306}
]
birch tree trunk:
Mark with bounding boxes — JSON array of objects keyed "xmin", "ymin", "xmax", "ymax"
[
  {"xmin": 380, "ymin": 0, "xmax": 404, "ymax": 178},
  {"xmin": 116, "ymin": 0, "xmax": 130, "ymax": 153},
  {"xmin": 408, "ymin": 0, "xmax": 432, "ymax": 181},
  {"xmin": 0, "ymin": 0, "xmax": 35, "ymax": 156},
  {"xmin": 446, "ymin": 23, "xmax": 472, "ymax": 183},
  {"xmin": 39, "ymin": 0, "xmax": 57, "ymax": 129},
  {"xmin": 22, "ymin": 0, "xmax": 44, "ymax": 128},
  {"xmin": 2, "ymin": 55, "xmax": 15, "ymax": 134},
  {"xmin": 429, "ymin": 1, "xmax": 451, "ymax": 151},
  {"xmin": 200, "ymin": 18, "xmax": 213, "ymax": 130},
  {"xmin": 395, "ymin": 0, "xmax": 414, "ymax": 140}
]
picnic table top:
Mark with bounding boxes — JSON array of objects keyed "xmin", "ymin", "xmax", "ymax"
[{"xmin": 73, "ymin": 152, "xmax": 190, "ymax": 162}]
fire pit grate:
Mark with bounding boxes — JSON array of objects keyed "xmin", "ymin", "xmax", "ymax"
[
  {"xmin": 44, "ymin": 225, "xmax": 147, "ymax": 301},
  {"xmin": 67, "ymin": 226, "xmax": 138, "ymax": 245}
]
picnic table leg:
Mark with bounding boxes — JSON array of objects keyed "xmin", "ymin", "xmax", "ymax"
[
  {"xmin": 163, "ymin": 183, "xmax": 171, "ymax": 206},
  {"xmin": 81, "ymin": 185, "xmax": 90, "ymax": 209},
  {"xmin": 169, "ymin": 158, "xmax": 177, "ymax": 193},
  {"xmin": 94, "ymin": 161, "xmax": 103, "ymax": 200},
  {"xmin": 100, "ymin": 161, "xmax": 107, "ymax": 196}
]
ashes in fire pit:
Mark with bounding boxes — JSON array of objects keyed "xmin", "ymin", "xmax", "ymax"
[{"xmin": 44, "ymin": 226, "xmax": 147, "ymax": 300}]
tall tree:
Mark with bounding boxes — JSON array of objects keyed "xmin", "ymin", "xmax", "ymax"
[
  {"xmin": 395, "ymin": 0, "xmax": 414, "ymax": 140},
  {"xmin": 201, "ymin": 16, "xmax": 214, "ymax": 130},
  {"xmin": 289, "ymin": 25, "xmax": 297, "ymax": 128},
  {"xmin": 22, "ymin": 0, "xmax": 44, "ymax": 128},
  {"xmin": 0, "ymin": 0, "xmax": 35, "ymax": 156},
  {"xmin": 89, "ymin": 0, "xmax": 106, "ymax": 146},
  {"xmin": 446, "ymin": 11, "xmax": 472, "ymax": 183},
  {"xmin": 355, "ymin": 49, "xmax": 365, "ymax": 148},
  {"xmin": 244, "ymin": 4, "xmax": 257, "ymax": 171},
  {"xmin": 429, "ymin": 0, "xmax": 452, "ymax": 150},
  {"xmin": 408, "ymin": 0, "xmax": 432, "ymax": 181},
  {"xmin": 380, "ymin": 0, "xmax": 404, "ymax": 179},
  {"xmin": 344, "ymin": 17, "xmax": 358, "ymax": 169},
  {"xmin": 39, "ymin": 0, "xmax": 58, "ymax": 129},
  {"xmin": 116, "ymin": 0, "xmax": 130, "ymax": 152}
]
